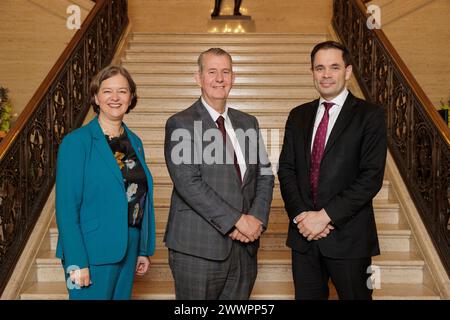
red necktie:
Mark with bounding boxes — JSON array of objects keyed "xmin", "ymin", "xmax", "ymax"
[
  {"xmin": 310, "ymin": 102, "xmax": 334, "ymax": 204},
  {"xmin": 216, "ymin": 116, "xmax": 242, "ymax": 183}
]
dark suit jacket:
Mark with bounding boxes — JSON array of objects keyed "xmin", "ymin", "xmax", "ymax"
[
  {"xmin": 164, "ymin": 99, "xmax": 274, "ymax": 260},
  {"xmin": 278, "ymin": 92, "xmax": 387, "ymax": 259}
]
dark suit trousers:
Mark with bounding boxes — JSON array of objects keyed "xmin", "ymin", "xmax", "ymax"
[
  {"xmin": 291, "ymin": 243, "xmax": 373, "ymax": 300},
  {"xmin": 169, "ymin": 241, "xmax": 257, "ymax": 299}
]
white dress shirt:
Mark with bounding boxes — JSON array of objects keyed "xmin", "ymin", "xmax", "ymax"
[
  {"xmin": 293, "ymin": 89, "xmax": 349, "ymax": 224},
  {"xmin": 201, "ymin": 97, "xmax": 247, "ymax": 181},
  {"xmin": 310, "ymin": 88, "xmax": 349, "ymax": 151}
]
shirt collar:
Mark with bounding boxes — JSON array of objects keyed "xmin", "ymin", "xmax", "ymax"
[
  {"xmin": 201, "ymin": 96, "xmax": 228, "ymax": 123},
  {"xmin": 319, "ymin": 88, "xmax": 349, "ymax": 109}
]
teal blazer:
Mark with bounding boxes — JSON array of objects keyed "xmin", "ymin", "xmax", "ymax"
[{"xmin": 55, "ymin": 117, "xmax": 156, "ymax": 269}]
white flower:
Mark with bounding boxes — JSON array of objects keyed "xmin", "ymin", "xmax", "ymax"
[
  {"xmin": 132, "ymin": 203, "xmax": 139, "ymax": 224},
  {"xmin": 124, "ymin": 159, "xmax": 136, "ymax": 170},
  {"xmin": 127, "ymin": 183, "xmax": 138, "ymax": 201}
]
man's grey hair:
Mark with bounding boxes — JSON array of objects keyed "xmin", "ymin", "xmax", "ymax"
[{"xmin": 197, "ymin": 48, "xmax": 233, "ymax": 73}]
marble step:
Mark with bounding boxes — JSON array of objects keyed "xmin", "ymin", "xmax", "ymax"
[
  {"xmin": 132, "ymin": 128, "xmax": 284, "ymax": 149},
  {"xmin": 34, "ymin": 249, "xmax": 425, "ymax": 284},
  {"xmin": 144, "ymin": 144, "xmax": 280, "ymax": 173},
  {"xmin": 143, "ymin": 146, "xmax": 388, "ymax": 184},
  {"xmin": 251, "ymin": 222, "xmax": 413, "ymax": 253},
  {"xmin": 150, "ymin": 198, "xmax": 403, "ymax": 225},
  {"xmin": 124, "ymin": 112, "xmax": 288, "ymax": 128},
  {"xmin": 129, "ymin": 85, "xmax": 317, "ymax": 101},
  {"xmin": 132, "ymin": 74, "xmax": 314, "ymax": 87},
  {"xmin": 49, "ymin": 197, "xmax": 404, "ymax": 248},
  {"xmin": 20, "ymin": 281, "xmax": 440, "ymax": 300},
  {"xmin": 127, "ymin": 43, "xmax": 316, "ymax": 54},
  {"xmin": 161, "ymin": 199, "xmax": 402, "ymax": 225},
  {"xmin": 133, "ymin": 98, "xmax": 309, "ymax": 114},
  {"xmin": 45, "ymin": 192, "xmax": 395, "ymax": 225},
  {"xmin": 49, "ymin": 177, "xmax": 393, "ymax": 206},
  {"xmin": 132, "ymin": 179, "xmax": 394, "ymax": 202},
  {"xmin": 130, "ymin": 33, "xmax": 326, "ymax": 45},
  {"xmin": 139, "ymin": 136, "xmax": 389, "ymax": 183},
  {"xmin": 124, "ymin": 52, "xmax": 311, "ymax": 64},
  {"xmin": 158, "ymin": 178, "xmax": 391, "ymax": 198},
  {"xmin": 50, "ymin": 218, "xmax": 411, "ymax": 253},
  {"xmin": 143, "ymin": 143, "xmax": 282, "ymax": 164},
  {"xmin": 135, "ymin": 164, "xmax": 394, "ymax": 201},
  {"xmin": 122, "ymin": 62, "xmax": 313, "ymax": 75}
]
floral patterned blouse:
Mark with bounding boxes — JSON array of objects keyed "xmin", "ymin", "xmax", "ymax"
[{"xmin": 106, "ymin": 130, "xmax": 148, "ymax": 229}]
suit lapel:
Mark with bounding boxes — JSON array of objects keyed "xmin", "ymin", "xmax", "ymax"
[
  {"xmin": 88, "ymin": 117, "xmax": 125, "ymax": 188},
  {"xmin": 195, "ymin": 99, "xmax": 216, "ymax": 131},
  {"xmin": 196, "ymin": 99, "xmax": 248, "ymax": 187},
  {"xmin": 323, "ymin": 92, "xmax": 357, "ymax": 157},
  {"xmin": 228, "ymin": 108, "xmax": 250, "ymax": 185},
  {"xmin": 228, "ymin": 108, "xmax": 248, "ymax": 159},
  {"xmin": 199, "ymin": 101, "xmax": 244, "ymax": 187}
]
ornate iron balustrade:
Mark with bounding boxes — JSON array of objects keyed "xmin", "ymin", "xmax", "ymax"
[
  {"xmin": 333, "ymin": 0, "xmax": 450, "ymax": 276},
  {"xmin": 0, "ymin": 0, "xmax": 128, "ymax": 294}
]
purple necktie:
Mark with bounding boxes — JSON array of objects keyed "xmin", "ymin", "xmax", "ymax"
[
  {"xmin": 310, "ymin": 102, "xmax": 334, "ymax": 204},
  {"xmin": 216, "ymin": 116, "xmax": 242, "ymax": 183}
]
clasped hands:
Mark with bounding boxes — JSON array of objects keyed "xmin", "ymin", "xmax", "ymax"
[
  {"xmin": 294, "ymin": 209, "xmax": 335, "ymax": 241},
  {"xmin": 229, "ymin": 214, "xmax": 263, "ymax": 243}
]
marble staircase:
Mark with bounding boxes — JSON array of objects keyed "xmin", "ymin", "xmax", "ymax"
[{"xmin": 19, "ymin": 33, "xmax": 440, "ymax": 300}]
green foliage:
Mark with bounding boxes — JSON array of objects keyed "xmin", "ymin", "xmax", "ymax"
[
  {"xmin": 0, "ymin": 87, "xmax": 13, "ymax": 131},
  {"xmin": 438, "ymin": 97, "xmax": 450, "ymax": 128},
  {"xmin": 439, "ymin": 97, "xmax": 450, "ymax": 110}
]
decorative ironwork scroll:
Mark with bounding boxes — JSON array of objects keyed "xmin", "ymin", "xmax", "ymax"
[
  {"xmin": 0, "ymin": 0, "xmax": 129, "ymax": 294},
  {"xmin": 333, "ymin": 0, "xmax": 450, "ymax": 276}
]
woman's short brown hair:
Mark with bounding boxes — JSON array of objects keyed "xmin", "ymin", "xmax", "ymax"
[{"xmin": 89, "ymin": 65, "xmax": 138, "ymax": 114}]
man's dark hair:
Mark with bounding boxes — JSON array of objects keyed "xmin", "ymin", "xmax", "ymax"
[{"xmin": 310, "ymin": 41, "xmax": 351, "ymax": 68}]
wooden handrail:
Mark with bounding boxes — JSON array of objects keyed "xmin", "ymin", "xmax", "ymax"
[
  {"xmin": 0, "ymin": 0, "xmax": 129, "ymax": 295},
  {"xmin": 0, "ymin": 0, "xmax": 103, "ymax": 157},
  {"xmin": 354, "ymin": 0, "xmax": 450, "ymax": 145},
  {"xmin": 332, "ymin": 0, "xmax": 450, "ymax": 277}
]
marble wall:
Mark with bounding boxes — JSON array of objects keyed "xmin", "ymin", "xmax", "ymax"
[{"xmin": 128, "ymin": 0, "xmax": 332, "ymax": 34}]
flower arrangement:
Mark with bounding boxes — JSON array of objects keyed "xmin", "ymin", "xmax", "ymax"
[
  {"xmin": 438, "ymin": 98, "xmax": 450, "ymax": 128},
  {"xmin": 0, "ymin": 86, "xmax": 13, "ymax": 132}
]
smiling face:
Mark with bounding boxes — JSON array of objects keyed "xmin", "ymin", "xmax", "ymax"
[
  {"xmin": 195, "ymin": 53, "xmax": 235, "ymax": 113},
  {"xmin": 312, "ymin": 48, "xmax": 352, "ymax": 100},
  {"xmin": 95, "ymin": 74, "xmax": 132, "ymax": 122}
]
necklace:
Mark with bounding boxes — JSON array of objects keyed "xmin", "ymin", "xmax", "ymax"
[
  {"xmin": 99, "ymin": 118, "xmax": 124, "ymax": 140},
  {"xmin": 106, "ymin": 126, "xmax": 124, "ymax": 140}
]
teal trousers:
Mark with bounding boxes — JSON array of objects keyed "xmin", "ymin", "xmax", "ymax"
[{"xmin": 63, "ymin": 227, "xmax": 140, "ymax": 300}]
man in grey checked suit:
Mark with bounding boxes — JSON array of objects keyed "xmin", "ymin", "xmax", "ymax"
[{"xmin": 164, "ymin": 48, "xmax": 274, "ymax": 299}]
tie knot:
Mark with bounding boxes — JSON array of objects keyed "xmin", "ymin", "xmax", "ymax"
[
  {"xmin": 216, "ymin": 116, "xmax": 225, "ymax": 127},
  {"xmin": 323, "ymin": 102, "xmax": 334, "ymax": 112}
]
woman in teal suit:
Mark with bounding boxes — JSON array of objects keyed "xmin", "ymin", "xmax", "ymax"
[{"xmin": 55, "ymin": 65, "xmax": 156, "ymax": 300}]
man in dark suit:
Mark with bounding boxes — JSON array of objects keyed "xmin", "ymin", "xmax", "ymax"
[
  {"xmin": 278, "ymin": 41, "xmax": 387, "ymax": 300},
  {"xmin": 164, "ymin": 48, "xmax": 274, "ymax": 299}
]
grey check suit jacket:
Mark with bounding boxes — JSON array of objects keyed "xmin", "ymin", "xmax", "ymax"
[{"xmin": 164, "ymin": 99, "xmax": 274, "ymax": 260}]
